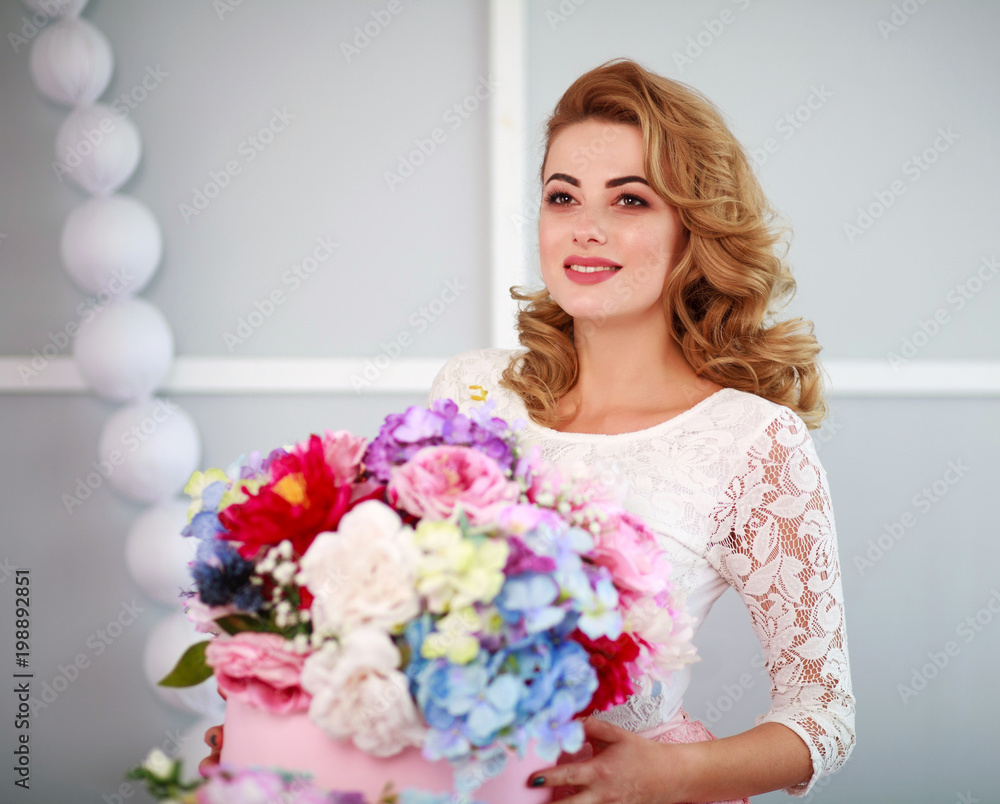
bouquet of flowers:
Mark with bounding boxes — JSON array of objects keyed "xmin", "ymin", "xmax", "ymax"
[{"xmin": 160, "ymin": 399, "xmax": 696, "ymax": 789}]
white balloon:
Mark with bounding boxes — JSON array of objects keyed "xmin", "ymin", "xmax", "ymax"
[
  {"xmin": 21, "ymin": 0, "xmax": 89, "ymax": 17},
  {"xmin": 125, "ymin": 500, "xmax": 198, "ymax": 607},
  {"xmin": 60, "ymin": 195, "xmax": 163, "ymax": 295},
  {"xmin": 143, "ymin": 612, "xmax": 226, "ymax": 717},
  {"xmin": 55, "ymin": 104, "xmax": 141, "ymax": 195},
  {"xmin": 99, "ymin": 399, "xmax": 201, "ymax": 504},
  {"xmin": 74, "ymin": 298, "xmax": 174, "ymax": 402},
  {"xmin": 30, "ymin": 16, "xmax": 112, "ymax": 106}
]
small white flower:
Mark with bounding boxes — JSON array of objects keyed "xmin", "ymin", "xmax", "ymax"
[
  {"xmin": 278, "ymin": 540, "xmax": 293, "ymax": 559},
  {"xmin": 258, "ymin": 556, "xmax": 276, "ymax": 574},
  {"xmin": 272, "ymin": 562, "xmax": 298, "ymax": 586},
  {"xmin": 141, "ymin": 748, "xmax": 174, "ymax": 780}
]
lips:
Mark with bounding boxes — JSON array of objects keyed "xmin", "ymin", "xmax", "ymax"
[
  {"xmin": 564, "ymin": 255, "xmax": 622, "ymax": 269},
  {"xmin": 563, "ymin": 255, "xmax": 621, "ymax": 284}
]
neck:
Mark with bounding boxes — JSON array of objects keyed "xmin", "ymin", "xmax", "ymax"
[{"xmin": 568, "ymin": 308, "xmax": 715, "ymax": 413}]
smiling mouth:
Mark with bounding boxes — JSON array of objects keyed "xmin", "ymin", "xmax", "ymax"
[{"xmin": 565, "ymin": 264, "xmax": 621, "ymax": 273}]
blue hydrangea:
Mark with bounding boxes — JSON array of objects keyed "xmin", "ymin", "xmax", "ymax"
[
  {"xmin": 528, "ymin": 689, "xmax": 584, "ymax": 761},
  {"xmin": 182, "ymin": 510, "xmax": 225, "ymax": 541},
  {"xmin": 496, "ymin": 573, "xmax": 566, "ymax": 634}
]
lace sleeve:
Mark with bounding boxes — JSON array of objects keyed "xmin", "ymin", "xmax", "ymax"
[{"xmin": 706, "ymin": 408, "xmax": 855, "ymax": 796}]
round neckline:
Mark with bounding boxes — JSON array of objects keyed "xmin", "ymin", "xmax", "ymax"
[{"xmin": 522, "ymin": 387, "xmax": 736, "ymax": 440}]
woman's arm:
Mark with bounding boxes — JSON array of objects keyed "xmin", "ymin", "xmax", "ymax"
[
  {"xmin": 703, "ymin": 408, "xmax": 856, "ymax": 793},
  {"xmin": 533, "ymin": 408, "xmax": 854, "ymax": 802},
  {"xmin": 528, "ymin": 718, "xmax": 811, "ymax": 803}
]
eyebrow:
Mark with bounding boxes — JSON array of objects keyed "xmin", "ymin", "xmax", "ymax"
[{"xmin": 544, "ymin": 173, "xmax": 650, "ymax": 189}]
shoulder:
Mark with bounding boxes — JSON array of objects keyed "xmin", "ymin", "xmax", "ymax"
[
  {"xmin": 706, "ymin": 387, "xmax": 819, "ymax": 464},
  {"xmin": 428, "ymin": 348, "xmax": 527, "ymax": 412}
]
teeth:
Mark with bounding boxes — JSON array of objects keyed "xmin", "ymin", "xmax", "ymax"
[{"xmin": 566, "ymin": 264, "xmax": 620, "ymax": 273}]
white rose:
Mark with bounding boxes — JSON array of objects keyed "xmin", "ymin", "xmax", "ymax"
[
  {"xmin": 299, "ymin": 500, "xmax": 420, "ymax": 637},
  {"xmin": 301, "ymin": 627, "xmax": 424, "ymax": 757}
]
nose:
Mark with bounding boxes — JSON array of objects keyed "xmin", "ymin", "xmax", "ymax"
[{"xmin": 572, "ymin": 203, "xmax": 606, "ymax": 245}]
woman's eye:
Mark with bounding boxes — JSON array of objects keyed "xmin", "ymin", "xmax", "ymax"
[
  {"xmin": 615, "ymin": 193, "xmax": 647, "ymax": 207},
  {"xmin": 545, "ymin": 191, "xmax": 573, "ymax": 205}
]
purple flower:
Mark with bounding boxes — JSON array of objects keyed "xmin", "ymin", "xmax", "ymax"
[
  {"xmin": 364, "ymin": 400, "xmax": 517, "ymax": 482},
  {"xmin": 504, "ymin": 537, "xmax": 557, "ymax": 576}
]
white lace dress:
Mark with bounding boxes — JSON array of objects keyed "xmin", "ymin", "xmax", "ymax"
[{"xmin": 429, "ymin": 348, "xmax": 855, "ymax": 796}]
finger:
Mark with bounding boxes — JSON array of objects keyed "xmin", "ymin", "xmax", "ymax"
[
  {"xmin": 197, "ymin": 755, "xmax": 216, "ymax": 778},
  {"xmin": 527, "ymin": 756, "xmax": 596, "ymax": 793},
  {"xmin": 557, "ymin": 742, "xmax": 594, "ymax": 764},
  {"xmin": 582, "ymin": 716, "xmax": 632, "ymax": 747},
  {"xmin": 204, "ymin": 725, "xmax": 224, "ymax": 750}
]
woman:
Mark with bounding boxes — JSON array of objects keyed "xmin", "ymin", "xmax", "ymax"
[
  {"xmin": 425, "ymin": 58, "xmax": 854, "ymax": 802},
  {"xmin": 204, "ymin": 58, "xmax": 855, "ymax": 802}
]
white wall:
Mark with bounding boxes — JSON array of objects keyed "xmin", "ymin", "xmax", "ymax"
[{"xmin": 0, "ymin": 1, "xmax": 997, "ymax": 802}]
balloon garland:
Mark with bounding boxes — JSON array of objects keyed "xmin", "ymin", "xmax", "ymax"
[{"xmin": 25, "ymin": 0, "xmax": 223, "ymax": 737}]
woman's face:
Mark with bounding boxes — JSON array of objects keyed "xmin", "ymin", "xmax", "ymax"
[{"xmin": 538, "ymin": 120, "xmax": 684, "ymax": 327}]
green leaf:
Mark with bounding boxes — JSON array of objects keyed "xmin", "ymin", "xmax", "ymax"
[
  {"xmin": 158, "ymin": 640, "xmax": 213, "ymax": 688},
  {"xmin": 214, "ymin": 613, "xmax": 273, "ymax": 635}
]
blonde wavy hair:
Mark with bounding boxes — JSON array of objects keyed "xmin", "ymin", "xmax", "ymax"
[{"xmin": 500, "ymin": 58, "xmax": 828, "ymax": 430}]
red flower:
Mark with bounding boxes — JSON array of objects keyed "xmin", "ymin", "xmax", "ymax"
[
  {"xmin": 572, "ymin": 630, "xmax": 642, "ymax": 716},
  {"xmin": 220, "ymin": 435, "xmax": 384, "ymax": 561}
]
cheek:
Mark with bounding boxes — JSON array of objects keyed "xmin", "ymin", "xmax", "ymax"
[{"xmin": 537, "ymin": 217, "xmax": 564, "ymax": 275}]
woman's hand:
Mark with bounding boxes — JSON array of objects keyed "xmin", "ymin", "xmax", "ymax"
[
  {"xmin": 198, "ymin": 725, "xmax": 223, "ymax": 777},
  {"xmin": 528, "ymin": 718, "xmax": 692, "ymax": 804}
]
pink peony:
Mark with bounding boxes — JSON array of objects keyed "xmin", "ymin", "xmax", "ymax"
[
  {"xmin": 205, "ymin": 632, "xmax": 311, "ymax": 714},
  {"xmin": 316, "ymin": 429, "xmax": 368, "ymax": 485},
  {"xmin": 388, "ymin": 445, "xmax": 520, "ymax": 526},
  {"xmin": 591, "ymin": 509, "xmax": 672, "ymax": 606}
]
